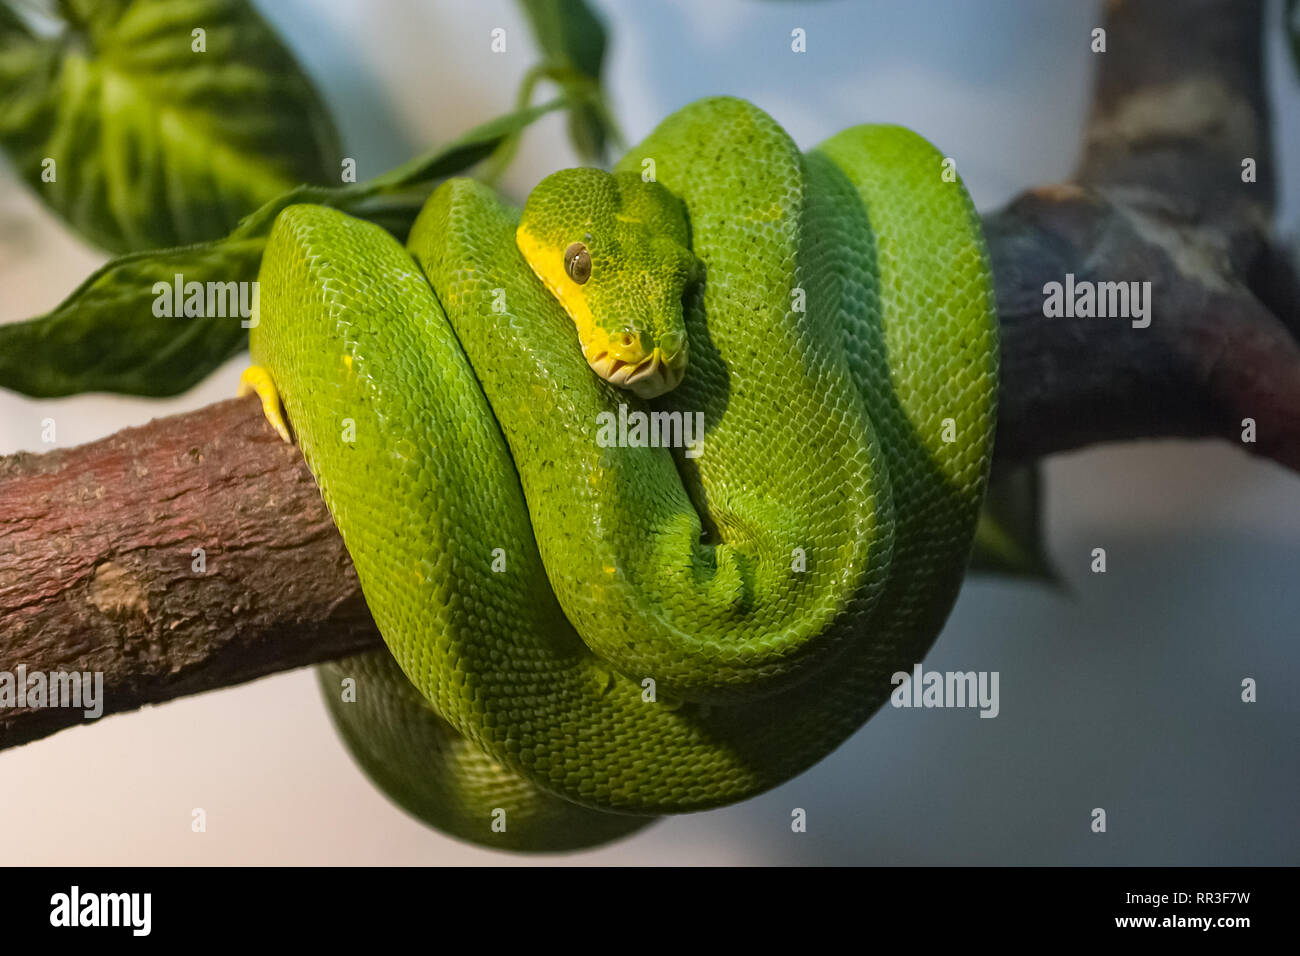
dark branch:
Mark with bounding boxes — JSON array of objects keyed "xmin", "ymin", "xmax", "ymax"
[
  {"xmin": 1, "ymin": 0, "xmax": 1296, "ymax": 750},
  {"xmin": 991, "ymin": 0, "xmax": 1300, "ymax": 471}
]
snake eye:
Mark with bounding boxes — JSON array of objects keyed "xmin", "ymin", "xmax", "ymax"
[{"xmin": 564, "ymin": 242, "xmax": 591, "ymax": 284}]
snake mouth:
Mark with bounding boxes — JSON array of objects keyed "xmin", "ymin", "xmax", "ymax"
[{"xmin": 588, "ymin": 347, "xmax": 685, "ymax": 398}]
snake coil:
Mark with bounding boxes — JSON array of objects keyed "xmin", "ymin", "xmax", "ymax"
[{"xmin": 249, "ymin": 98, "xmax": 998, "ymax": 851}]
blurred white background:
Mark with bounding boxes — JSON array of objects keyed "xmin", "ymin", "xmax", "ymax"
[{"xmin": 0, "ymin": 0, "xmax": 1296, "ymax": 864}]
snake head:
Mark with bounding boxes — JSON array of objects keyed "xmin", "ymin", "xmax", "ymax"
[{"xmin": 516, "ymin": 169, "xmax": 698, "ymax": 399}]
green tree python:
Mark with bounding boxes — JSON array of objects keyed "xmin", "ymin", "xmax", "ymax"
[{"xmin": 239, "ymin": 98, "xmax": 998, "ymax": 852}]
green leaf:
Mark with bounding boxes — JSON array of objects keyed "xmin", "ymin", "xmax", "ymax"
[
  {"xmin": 0, "ymin": 0, "xmax": 342, "ymax": 253},
  {"xmin": 498, "ymin": 0, "xmax": 620, "ymax": 170},
  {"xmin": 969, "ymin": 465, "xmax": 1057, "ymax": 582},
  {"xmin": 0, "ymin": 238, "xmax": 260, "ymax": 396},
  {"xmin": 0, "ymin": 99, "xmax": 568, "ymax": 398},
  {"xmin": 364, "ymin": 97, "xmax": 568, "ymax": 194},
  {"xmin": 519, "ymin": 0, "xmax": 607, "ymax": 79}
]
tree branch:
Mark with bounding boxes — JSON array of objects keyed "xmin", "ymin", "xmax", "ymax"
[
  {"xmin": 990, "ymin": 0, "xmax": 1300, "ymax": 471},
  {"xmin": 0, "ymin": 399, "xmax": 380, "ymax": 749},
  {"xmin": 1, "ymin": 0, "xmax": 1296, "ymax": 750}
]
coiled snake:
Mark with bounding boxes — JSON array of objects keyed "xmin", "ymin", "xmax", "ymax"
[{"xmin": 240, "ymin": 98, "xmax": 998, "ymax": 851}]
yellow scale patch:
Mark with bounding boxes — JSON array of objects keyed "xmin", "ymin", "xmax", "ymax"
[{"xmin": 516, "ymin": 225, "xmax": 603, "ymax": 353}]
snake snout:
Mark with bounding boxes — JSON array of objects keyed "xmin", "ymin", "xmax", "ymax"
[{"xmin": 587, "ymin": 345, "xmax": 685, "ymax": 399}]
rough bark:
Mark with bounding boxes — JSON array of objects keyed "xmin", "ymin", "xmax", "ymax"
[
  {"xmin": 0, "ymin": 399, "xmax": 379, "ymax": 748},
  {"xmin": 1, "ymin": 0, "xmax": 1296, "ymax": 750},
  {"xmin": 990, "ymin": 0, "xmax": 1300, "ymax": 471}
]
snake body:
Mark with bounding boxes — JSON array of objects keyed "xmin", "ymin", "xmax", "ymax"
[{"xmin": 249, "ymin": 98, "xmax": 998, "ymax": 850}]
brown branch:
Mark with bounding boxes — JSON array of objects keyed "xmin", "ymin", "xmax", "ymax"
[
  {"xmin": 1, "ymin": 0, "xmax": 1297, "ymax": 750},
  {"xmin": 0, "ymin": 399, "xmax": 380, "ymax": 749}
]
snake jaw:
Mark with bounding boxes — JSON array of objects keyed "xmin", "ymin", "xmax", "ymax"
[{"xmin": 587, "ymin": 345, "xmax": 685, "ymax": 398}]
